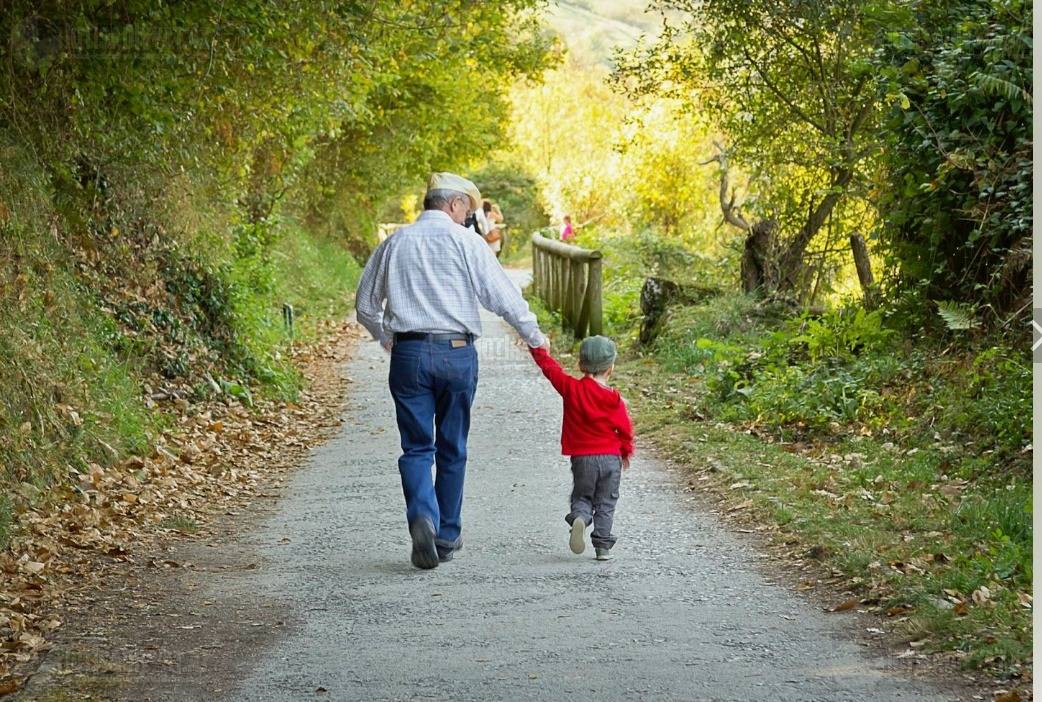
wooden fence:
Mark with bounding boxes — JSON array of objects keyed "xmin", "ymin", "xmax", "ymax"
[{"xmin": 530, "ymin": 231, "xmax": 603, "ymax": 339}]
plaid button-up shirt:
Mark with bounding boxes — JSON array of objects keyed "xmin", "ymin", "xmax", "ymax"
[{"xmin": 355, "ymin": 210, "xmax": 544, "ymax": 347}]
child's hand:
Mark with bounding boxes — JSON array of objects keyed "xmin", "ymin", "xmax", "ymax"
[{"xmin": 621, "ymin": 457, "xmax": 631, "ymax": 471}]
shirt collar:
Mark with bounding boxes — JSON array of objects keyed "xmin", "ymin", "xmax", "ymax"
[{"xmin": 418, "ymin": 209, "xmax": 454, "ymax": 224}]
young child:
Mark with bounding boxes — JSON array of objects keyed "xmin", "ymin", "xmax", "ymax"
[{"xmin": 530, "ymin": 336, "xmax": 634, "ymax": 560}]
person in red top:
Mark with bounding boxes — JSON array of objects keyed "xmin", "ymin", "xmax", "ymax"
[{"xmin": 529, "ymin": 335, "xmax": 634, "ymax": 560}]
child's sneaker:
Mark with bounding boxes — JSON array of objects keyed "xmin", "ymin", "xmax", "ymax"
[
  {"xmin": 595, "ymin": 547, "xmax": 613, "ymax": 561},
  {"xmin": 569, "ymin": 517, "xmax": 586, "ymax": 554}
]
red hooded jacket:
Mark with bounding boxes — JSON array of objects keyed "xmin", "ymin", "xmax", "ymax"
[{"xmin": 530, "ymin": 346, "xmax": 634, "ymax": 459}]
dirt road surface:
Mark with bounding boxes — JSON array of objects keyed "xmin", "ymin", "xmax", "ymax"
[{"xmin": 19, "ymin": 270, "xmax": 970, "ymax": 702}]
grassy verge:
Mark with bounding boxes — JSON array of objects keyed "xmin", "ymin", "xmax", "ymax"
[
  {"xmin": 273, "ymin": 222, "xmax": 360, "ymax": 337},
  {"xmin": 618, "ymin": 359, "xmax": 1031, "ymax": 673},
  {"xmin": 0, "ymin": 181, "xmax": 362, "ymax": 687},
  {"xmin": 529, "ymin": 284, "xmax": 1031, "ymax": 687},
  {"xmin": 0, "ymin": 224, "xmax": 159, "ymax": 546},
  {"xmin": 0, "ymin": 202, "xmax": 360, "ymax": 552}
]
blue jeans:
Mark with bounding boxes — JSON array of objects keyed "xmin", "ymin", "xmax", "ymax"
[{"xmin": 388, "ymin": 338, "xmax": 478, "ymax": 545}]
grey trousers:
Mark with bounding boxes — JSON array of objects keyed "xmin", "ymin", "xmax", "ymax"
[{"xmin": 567, "ymin": 454, "xmax": 622, "ymax": 550}]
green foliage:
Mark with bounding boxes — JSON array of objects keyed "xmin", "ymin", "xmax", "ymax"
[
  {"xmin": 600, "ymin": 276, "xmax": 644, "ymax": 339},
  {"xmin": 0, "ymin": 0, "xmax": 556, "ymax": 265},
  {"xmin": 289, "ymin": 1, "xmax": 556, "ymax": 258},
  {"xmin": 788, "ymin": 308, "xmax": 896, "ymax": 362},
  {"xmin": 953, "ymin": 488, "xmax": 1033, "ymax": 583},
  {"xmin": 601, "ymin": 0, "xmax": 1030, "ymax": 319},
  {"xmin": 575, "ymin": 229, "xmax": 736, "ymax": 340},
  {"xmin": 0, "ymin": 139, "xmax": 362, "ymax": 549},
  {"xmin": 874, "ymin": 0, "xmax": 1032, "ymax": 319},
  {"xmin": 929, "ymin": 346, "xmax": 1031, "ymax": 453},
  {"xmin": 935, "ymin": 300, "xmax": 980, "ymax": 331},
  {"xmin": 612, "ymin": 101, "xmax": 723, "ymax": 238},
  {"xmin": 610, "ymin": 0, "xmax": 884, "ymax": 299},
  {"xmin": 619, "ymin": 357, "xmax": 1032, "ymax": 675},
  {"xmin": 273, "ymin": 222, "xmax": 362, "ymax": 333},
  {"xmin": 0, "ymin": 494, "xmax": 11, "ymax": 551},
  {"xmin": 0, "ymin": 220, "xmax": 158, "ymax": 491},
  {"xmin": 506, "ymin": 61, "xmax": 630, "ymax": 228},
  {"xmin": 649, "ymin": 292, "xmax": 1029, "ymax": 462},
  {"xmin": 0, "ymin": 0, "xmax": 555, "ymax": 552},
  {"xmin": 597, "ymin": 229, "xmax": 734, "ymax": 289},
  {"xmin": 506, "ymin": 58, "xmax": 727, "ymax": 262}
]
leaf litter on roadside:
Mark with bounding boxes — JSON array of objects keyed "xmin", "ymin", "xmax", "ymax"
[{"xmin": 0, "ymin": 320, "xmax": 363, "ymax": 695}]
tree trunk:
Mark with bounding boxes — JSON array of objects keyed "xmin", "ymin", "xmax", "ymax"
[
  {"xmin": 778, "ymin": 168, "xmax": 854, "ymax": 292},
  {"xmin": 848, "ymin": 232, "xmax": 878, "ymax": 309},
  {"xmin": 639, "ymin": 277, "xmax": 722, "ymax": 344},
  {"xmin": 741, "ymin": 219, "xmax": 777, "ymax": 294}
]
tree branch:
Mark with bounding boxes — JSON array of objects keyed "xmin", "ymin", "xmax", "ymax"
[
  {"xmin": 740, "ymin": 44, "xmax": 826, "ymax": 133},
  {"xmin": 703, "ymin": 141, "xmax": 751, "ymax": 232}
]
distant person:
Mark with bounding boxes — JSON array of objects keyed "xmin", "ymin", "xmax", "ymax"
[
  {"xmin": 482, "ymin": 199, "xmax": 504, "ymax": 259},
  {"xmin": 355, "ymin": 172, "xmax": 548, "ymax": 569},
  {"xmin": 529, "ymin": 336, "xmax": 633, "ymax": 560},
  {"xmin": 463, "ymin": 205, "xmax": 485, "ymax": 238},
  {"xmin": 559, "ymin": 214, "xmax": 574, "ymax": 242}
]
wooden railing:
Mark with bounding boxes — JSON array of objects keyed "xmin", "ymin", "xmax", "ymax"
[{"xmin": 530, "ymin": 231, "xmax": 603, "ymax": 339}]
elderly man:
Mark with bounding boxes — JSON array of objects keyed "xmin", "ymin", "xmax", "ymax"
[{"xmin": 355, "ymin": 172, "xmax": 546, "ymax": 569}]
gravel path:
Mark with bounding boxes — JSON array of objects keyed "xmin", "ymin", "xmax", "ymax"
[{"xmin": 218, "ymin": 270, "xmax": 959, "ymax": 702}]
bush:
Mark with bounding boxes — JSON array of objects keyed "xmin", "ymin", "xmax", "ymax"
[{"xmin": 646, "ymin": 290, "xmax": 1029, "ymax": 465}]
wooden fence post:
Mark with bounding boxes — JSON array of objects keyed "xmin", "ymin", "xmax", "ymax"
[
  {"xmin": 587, "ymin": 257, "xmax": 603, "ymax": 336},
  {"xmin": 529, "ymin": 232, "xmax": 603, "ymax": 340}
]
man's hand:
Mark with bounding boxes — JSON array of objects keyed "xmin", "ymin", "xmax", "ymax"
[{"xmin": 622, "ymin": 457, "xmax": 631, "ymax": 471}]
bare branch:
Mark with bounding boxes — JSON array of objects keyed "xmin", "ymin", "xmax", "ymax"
[{"xmin": 703, "ymin": 142, "xmax": 750, "ymax": 231}]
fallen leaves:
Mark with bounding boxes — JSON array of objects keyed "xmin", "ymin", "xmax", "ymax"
[
  {"xmin": 827, "ymin": 598, "xmax": 860, "ymax": 612},
  {"xmin": 885, "ymin": 603, "xmax": 914, "ymax": 617},
  {"xmin": 972, "ymin": 586, "xmax": 993, "ymax": 606},
  {"xmin": 0, "ymin": 321, "xmax": 362, "ymax": 693},
  {"xmin": 993, "ymin": 691, "xmax": 1022, "ymax": 702}
]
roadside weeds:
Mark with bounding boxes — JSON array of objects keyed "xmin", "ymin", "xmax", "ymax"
[{"xmin": 616, "ymin": 356, "xmax": 1032, "ymax": 702}]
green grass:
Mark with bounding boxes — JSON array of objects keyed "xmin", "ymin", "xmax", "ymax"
[
  {"xmin": 0, "ymin": 494, "xmax": 11, "ymax": 551},
  {"xmin": 160, "ymin": 515, "xmax": 200, "ymax": 533},
  {"xmin": 606, "ymin": 301, "xmax": 1033, "ymax": 680},
  {"xmin": 273, "ymin": 221, "xmax": 362, "ymax": 333},
  {"xmin": 0, "ymin": 225, "xmax": 159, "ymax": 491}
]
